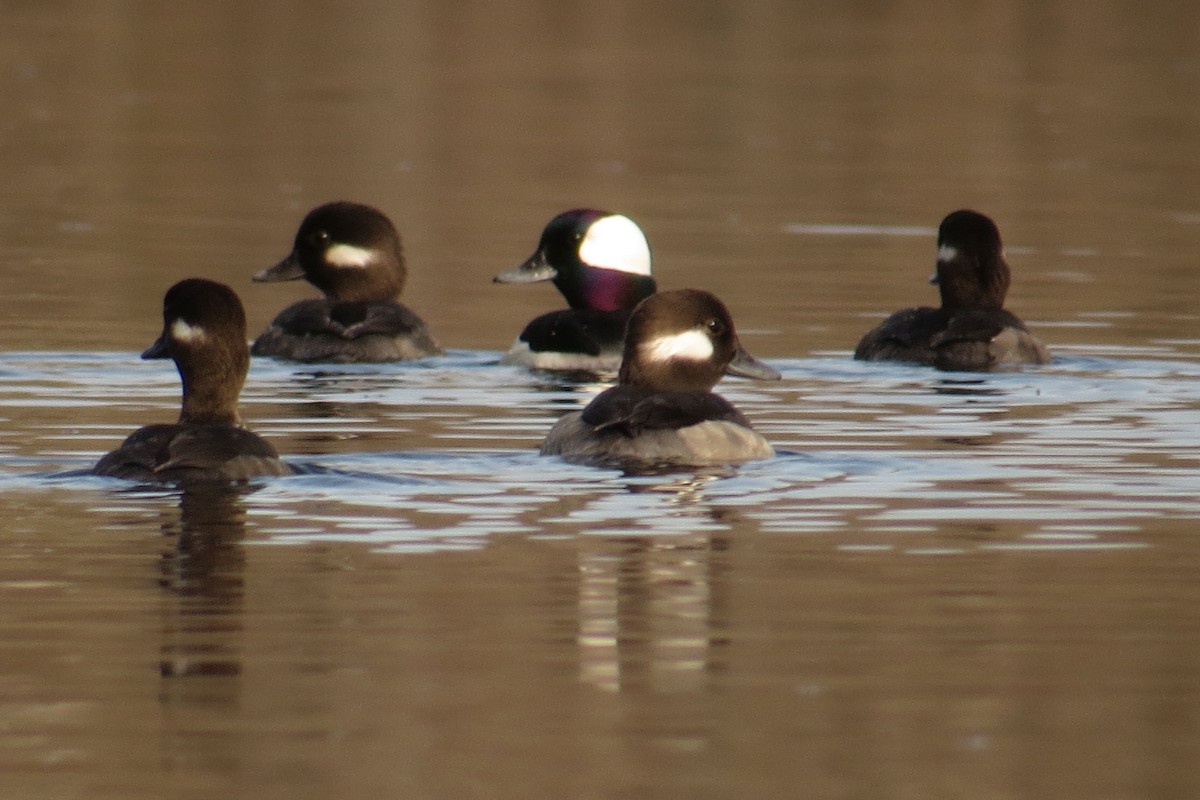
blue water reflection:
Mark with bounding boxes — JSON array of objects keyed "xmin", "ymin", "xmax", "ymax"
[{"xmin": 3, "ymin": 346, "xmax": 1195, "ymax": 558}]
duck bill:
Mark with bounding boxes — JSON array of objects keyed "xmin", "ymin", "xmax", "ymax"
[
  {"xmin": 253, "ymin": 252, "xmax": 305, "ymax": 282},
  {"xmin": 493, "ymin": 249, "xmax": 558, "ymax": 284},
  {"xmin": 141, "ymin": 334, "xmax": 170, "ymax": 360},
  {"xmin": 725, "ymin": 343, "xmax": 781, "ymax": 381}
]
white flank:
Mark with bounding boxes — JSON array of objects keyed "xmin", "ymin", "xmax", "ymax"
[
  {"xmin": 501, "ymin": 340, "xmax": 620, "ymax": 372},
  {"xmin": 937, "ymin": 244, "xmax": 959, "ymax": 263},
  {"xmin": 578, "ymin": 214, "xmax": 652, "ymax": 275},
  {"xmin": 642, "ymin": 329, "xmax": 714, "ymax": 362},
  {"xmin": 171, "ymin": 319, "xmax": 206, "ymax": 343},
  {"xmin": 325, "ymin": 243, "xmax": 376, "ymax": 269}
]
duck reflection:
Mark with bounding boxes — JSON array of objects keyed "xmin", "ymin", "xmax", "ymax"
[
  {"xmin": 528, "ymin": 373, "xmax": 612, "ymax": 414},
  {"xmin": 576, "ymin": 468, "xmax": 737, "ymax": 693},
  {"xmin": 272, "ymin": 369, "xmax": 410, "ymax": 453},
  {"xmin": 158, "ymin": 484, "xmax": 253, "ymax": 679},
  {"xmin": 931, "ymin": 377, "xmax": 1022, "ymax": 448},
  {"xmin": 932, "ymin": 377, "xmax": 1003, "ymax": 397}
]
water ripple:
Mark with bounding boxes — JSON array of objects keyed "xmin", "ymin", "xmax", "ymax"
[{"xmin": 0, "ymin": 347, "xmax": 1196, "ymax": 554}]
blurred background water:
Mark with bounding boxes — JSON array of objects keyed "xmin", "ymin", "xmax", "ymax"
[{"xmin": 1, "ymin": 2, "xmax": 1199, "ymax": 798}]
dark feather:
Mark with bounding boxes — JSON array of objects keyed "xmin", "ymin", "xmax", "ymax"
[
  {"xmin": 251, "ymin": 299, "xmax": 440, "ymax": 361},
  {"xmin": 265, "ymin": 299, "xmax": 431, "ymax": 339},
  {"xmin": 855, "ymin": 306, "xmax": 1042, "ymax": 369},
  {"xmin": 931, "ymin": 308, "xmax": 1030, "ymax": 347},
  {"xmin": 518, "ymin": 309, "xmax": 630, "ymax": 357},
  {"xmin": 581, "ymin": 385, "xmax": 751, "ymax": 437},
  {"xmin": 94, "ymin": 424, "xmax": 291, "ymax": 483}
]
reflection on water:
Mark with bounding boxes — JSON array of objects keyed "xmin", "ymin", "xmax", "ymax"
[
  {"xmin": 5, "ymin": 358, "xmax": 1200, "ymax": 794},
  {"xmin": 3, "ymin": 0, "xmax": 1200, "ymax": 796},
  {"xmin": 578, "ymin": 532, "xmax": 721, "ymax": 694},
  {"xmin": 155, "ymin": 486, "xmax": 249, "ymax": 784},
  {"xmin": 6, "ymin": 349, "xmax": 1198, "ymax": 552},
  {"xmin": 159, "ymin": 485, "xmax": 251, "ymax": 679},
  {"xmin": 575, "ymin": 471, "xmax": 733, "ymax": 693}
]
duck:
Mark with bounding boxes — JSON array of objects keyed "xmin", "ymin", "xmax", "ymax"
[
  {"xmin": 494, "ymin": 208, "xmax": 656, "ymax": 372},
  {"xmin": 251, "ymin": 201, "xmax": 441, "ymax": 363},
  {"xmin": 94, "ymin": 278, "xmax": 293, "ymax": 482},
  {"xmin": 540, "ymin": 288, "xmax": 779, "ymax": 466},
  {"xmin": 854, "ymin": 209, "xmax": 1050, "ymax": 371}
]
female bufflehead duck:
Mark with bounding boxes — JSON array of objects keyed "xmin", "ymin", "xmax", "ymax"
[
  {"xmin": 854, "ymin": 209, "xmax": 1050, "ymax": 371},
  {"xmin": 94, "ymin": 279, "xmax": 293, "ymax": 482},
  {"xmin": 494, "ymin": 209, "xmax": 656, "ymax": 372},
  {"xmin": 251, "ymin": 202, "xmax": 441, "ymax": 363},
  {"xmin": 541, "ymin": 289, "xmax": 779, "ymax": 466}
]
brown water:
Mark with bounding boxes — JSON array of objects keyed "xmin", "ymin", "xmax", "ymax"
[{"xmin": 2, "ymin": 2, "xmax": 1200, "ymax": 798}]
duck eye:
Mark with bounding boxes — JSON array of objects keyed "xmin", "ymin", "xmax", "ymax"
[
  {"xmin": 706, "ymin": 318, "xmax": 726, "ymax": 336},
  {"xmin": 309, "ymin": 230, "xmax": 330, "ymax": 248}
]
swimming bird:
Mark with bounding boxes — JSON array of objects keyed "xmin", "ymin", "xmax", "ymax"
[
  {"xmin": 94, "ymin": 278, "xmax": 292, "ymax": 482},
  {"xmin": 541, "ymin": 288, "xmax": 778, "ymax": 466},
  {"xmin": 854, "ymin": 209, "xmax": 1050, "ymax": 371},
  {"xmin": 252, "ymin": 201, "xmax": 441, "ymax": 362},
  {"xmin": 494, "ymin": 208, "xmax": 656, "ymax": 372}
]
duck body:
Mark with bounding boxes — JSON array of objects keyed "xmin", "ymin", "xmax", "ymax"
[
  {"xmin": 854, "ymin": 210, "xmax": 1050, "ymax": 371},
  {"xmin": 252, "ymin": 202, "xmax": 440, "ymax": 363},
  {"xmin": 541, "ymin": 384, "xmax": 773, "ymax": 464},
  {"xmin": 541, "ymin": 288, "xmax": 778, "ymax": 466},
  {"xmin": 94, "ymin": 423, "xmax": 290, "ymax": 483},
  {"xmin": 502, "ymin": 308, "xmax": 634, "ymax": 372},
  {"xmin": 94, "ymin": 278, "xmax": 292, "ymax": 483},
  {"xmin": 495, "ymin": 209, "xmax": 655, "ymax": 372},
  {"xmin": 251, "ymin": 297, "xmax": 438, "ymax": 363},
  {"xmin": 854, "ymin": 306, "xmax": 1048, "ymax": 371}
]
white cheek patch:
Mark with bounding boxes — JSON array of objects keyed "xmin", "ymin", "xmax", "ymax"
[
  {"xmin": 171, "ymin": 319, "xmax": 206, "ymax": 343},
  {"xmin": 325, "ymin": 243, "xmax": 377, "ymax": 269},
  {"xmin": 642, "ymin": 329, "xmax": 714, "ymax": 363},
  {"xmin": 578, "ymin": 214, "xmax": 652, "ymax": 275},
  {"xmin": 937, "ymin": 244, "xmax": 959, "ymax": 263}
]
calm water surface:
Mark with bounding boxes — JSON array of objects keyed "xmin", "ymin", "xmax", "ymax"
[{"xmin": 2, "ymin": 2, "xmax": 1200, "ymax": 799}]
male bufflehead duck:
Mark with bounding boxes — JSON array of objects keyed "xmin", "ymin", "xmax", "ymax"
[
  {"xmin": 854, "ymin": 210, "xmax": 1050, "ymax": 371},
  {"xmin": 541, "ymin": 288, "xmax": 779, "ymax": 466},
  {"xmin": 494, "ymin": 209, "xmax": 656, "ymax": 372},
  {"xmin": 251, "ymin": 202, "xmax": 441, "ymax": 363},
  {"xmin": 94, "ymin": 279, "xmax": 293, "ymax": 482}
]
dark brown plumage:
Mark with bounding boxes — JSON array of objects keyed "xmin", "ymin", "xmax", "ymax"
[
  {"xmin": 94, "ymin": 279, "xmax": 292, "ymax": 482},
  {"xmin": 854, "ymin": 210, "xmax": 1050, "ymax": 371}
]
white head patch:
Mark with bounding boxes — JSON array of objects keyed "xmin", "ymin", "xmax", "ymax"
[
  {"xmin": 937, "ymin": 244, "xmax": 959, "ymax": 263},
  {"xmin": 171, "ymin": 319, "xmax": 206, "ymax": 344},
  {"xmin": 325, "ymin": 243, "xmax": 377, "ymax": 269},
  {"xmin": 578, "ymin": 214, "xmax": 652, "ymax": 275},
  {"xmin": 642, "ymin": 329, "xmax": 714, "ymax": 363}
]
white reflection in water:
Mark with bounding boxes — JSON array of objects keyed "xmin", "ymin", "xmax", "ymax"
[
  {"xmin": 2, "ymin": 345, "xmax": 1200, "ymax": 714},
  {"xmin": 0, "ymin": 349, "xmax": 1198, "ymax": 555},
  {"xmin": 577, "ymin": 536, "xmax": 714, "ymax": 693}
]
